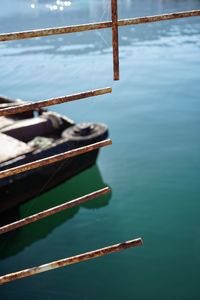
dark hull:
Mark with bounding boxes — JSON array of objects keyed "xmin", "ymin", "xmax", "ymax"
[
  {"xmin": 0, "ymin": 97, "xmax": 108, "ymax": 213},
  {"xmin": 0, "ymin": 150, "xmax": 99, "ymax": 214}
]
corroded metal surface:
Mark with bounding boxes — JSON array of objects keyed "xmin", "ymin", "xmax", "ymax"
[
  {"xmin": 0, "ymin": 21, "xmax": 112, "ymax": 41},
  {"xmin": 0, "ymin": 10, "xmax": 199, "ymax": 42},
  {"xmin": 0, "ymin": 139, "xmax": 112, "ymax": 179},
  {"xmin": 0, "ymin": 88, "xmax": 112, "ymax": 117},
  {"xmin": 111, "ymin": 0, "xmax": 119, "ymax": 81},
  {"xmin": 118, "ymin": 10, "xmax": 200, "ymax": 26},
  {"xmin": 0, "ymin": 238, "xmax": 143, "ymax": 285},
  {"xmin": 0, "ymin": 187, "xmax": 110, "ymax": 235}
]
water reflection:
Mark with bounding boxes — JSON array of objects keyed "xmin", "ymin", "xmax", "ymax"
[
  {"xmin": 44, "ymin": 1, "xmax": 72, "ymax": 12},
  {"xmin": 0, "ymin": 165, "xmax": 111, "ymax": 260},
  {"xmin": 1, "ymin": 0, "xmax": 200, "ymax": 58},
  {"xmin": 30, "ymin": 0, "xmax": 72, "ymax": 9}
]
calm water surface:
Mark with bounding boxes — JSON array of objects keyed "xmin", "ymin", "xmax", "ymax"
[{"xmin": 0, "ymin": 1, "xmax": 200, "ymax": 299}]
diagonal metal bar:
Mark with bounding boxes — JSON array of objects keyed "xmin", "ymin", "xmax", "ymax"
[
  {"xmin": 111, "ymin": 0, "xmax": 120, "ymax": 81},
  {"xmin": 118, "ymin": 9, "xmax": 200, "ymax": 26},
  {"xmin": 0, "ymin": 238, "xmax": 143, "ymax": 285},
  {"xmin": 0, "ymin": 139, "xmax": 112, "ymax": 180},
  {"xmin": 0, "ymin": 187, "xmax": 111, "ymax": 235},
  {"xmin": 0, "ymin": 10, "xmax": 199, "ymax": 42},
  {"xmin": 0, "ymin": 21, "xmax": 111, "ymax": 41},
  {"xmin": 0, "ymin": 87, "xmax": 112, "ymax": 117}
]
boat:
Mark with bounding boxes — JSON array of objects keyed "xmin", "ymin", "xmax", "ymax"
[{"xmin": 0, "ymin": 96, "xmax": 108, "ymax": 213}]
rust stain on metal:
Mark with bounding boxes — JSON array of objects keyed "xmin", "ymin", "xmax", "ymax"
[
  {"xmin": 0, "ymin": 87, "xmax": 112, "ymax": 117},
  {"xmin": 0, "ymin": 10, "xmax": 199, "ymax": 42},
  {"xmin": 111, "ymin": 0, "xmax": 119, "ymax": 81},
  {"xmin": 118, "ymin": 10, "xmax": 200, "ymax": 27},
  {"xmin": 0, "ymin": 22, "xmax": 112, "ymax": 42},
  {"xmin": 0, "ymin": 139, "xmax": 112, "ymax": 180},
  {"xmin": 0, "ymin": 238, "xmax": 143, "ymax": 285},
  {"xmin": 0, "ymin": 187, "xmax": 111, "ymax": 234}
]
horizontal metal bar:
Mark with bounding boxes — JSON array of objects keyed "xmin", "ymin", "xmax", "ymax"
[
  {"xmin": 0, "ymin": 139, "xmax": 112, "ymax": 180},
  {"xmin": 118, "ymin": 9, "xmax": 200, "ymax": 27},
  {"xmin": 0, "ymin": 87, "xmax": 112, "ymax": 117},
  {"xmin": 0, "ymin": 237, "xmax": 143, "ymax": 284},
  {"xmin": 0, "ymin": 187, "xmax": 110, "ymax": 235},
  {"xmin": 0, "ymin": 21, "xmax": 111, "ymax": 41},
  {"xmin": 0, "ymin": 10, "xmax": 199, "ymax": 42}
]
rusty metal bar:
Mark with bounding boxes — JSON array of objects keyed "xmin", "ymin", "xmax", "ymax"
[
  {"xmin": 0, "ymin": 10, "xmax": 199, "ymax": 42},
  {"xmin": 0, "ymin": 87, "xmax": 112, "ymax": 117},
  {"xmin": 111, "ymin": 0, "xmax": 119, "ymax": 81},
  {"xmin": 118, "ymin": 10, "xmax": 200, "ymax": 27},
  {"xmin": 0, "ymin": 238, "xmax": 143, "ymax": 285},
  {"xmin": 0, "ymin": 187, "xmax": 110, "ymax": 235},
  {"xmin": 0, "ymin": 139, "xmax": 112, "ymax": 180},
  {"xmin": 0, "ymin": 21, "xmax": 111, "ymax": 42}
]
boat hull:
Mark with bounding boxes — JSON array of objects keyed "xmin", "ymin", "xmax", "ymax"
[
  {"xmin": 0, "ymin": 97, "xmax": 109, "ymax": 213},
  {"xmin": 0, "ymin": 150, "xmax": 99, "ymax": 213}
]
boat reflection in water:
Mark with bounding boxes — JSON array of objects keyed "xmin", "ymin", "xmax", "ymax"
[{"xmin": 0, "ymin": 165, "xmax": 111, "ymax": 260}]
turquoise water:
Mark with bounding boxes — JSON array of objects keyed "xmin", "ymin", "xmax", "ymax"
[{"xmin": 1, "ymin": 0, "xmax": 200, "ymax": 299}]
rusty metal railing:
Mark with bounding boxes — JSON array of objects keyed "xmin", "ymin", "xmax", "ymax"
[
  {"xmin": 0, "ymin": 87, "xmax": 112, "ymax": 117},
  {"xmin": 1, "ymin": 1, "xmax": 199, "ymax": 284},
  {"xmin": 0, "ymin": 238, "xmax": 143, "ymax": 285},
  {"xmin": 0, "ymin": 139, "xmax": 112, "ymax": 179},
  {"xmin": 0, "ymin": 9, "xmax": 200, "ymax": 80},
  {"xmin": 0, "ymin": 10, "xmax": 199, "ymax": 41},
  {"xmin": 111, "ymin": 0, "xmax": 120, "ymax": 80},
  {"xmin": 0, "ymin": 187, "xmax": 110, "ymax": 234}
]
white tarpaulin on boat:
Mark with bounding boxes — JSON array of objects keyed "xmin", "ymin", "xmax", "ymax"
[{"xmin": 0, "ymin": 133, "xmax": 32, "ymax": 163}]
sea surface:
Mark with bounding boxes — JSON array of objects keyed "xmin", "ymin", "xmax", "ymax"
[{"xmin": 0, "ymin": 1, "xmax": 200, "ymax": 299}]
